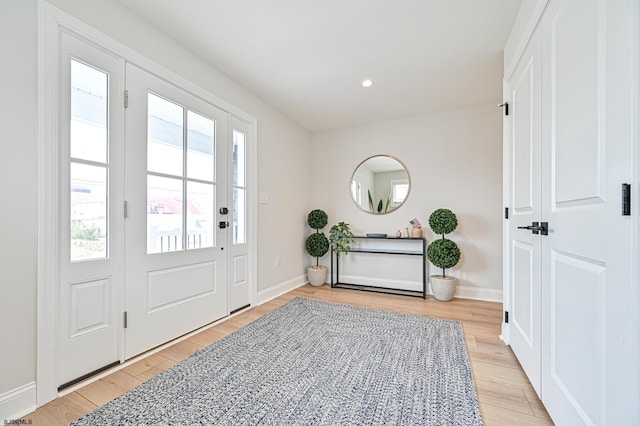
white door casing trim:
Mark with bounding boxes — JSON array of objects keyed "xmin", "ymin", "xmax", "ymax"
[
  {"xmin": 37, "ymin": 1, "xmax": 61, "ymax": 406},
  {"xmin": 37, "ymin": 0, "xmax": 257, "ymax": 408},
  {"xmin": 504, "ymin": 0, "xmax": 550, "ymax": 83}
]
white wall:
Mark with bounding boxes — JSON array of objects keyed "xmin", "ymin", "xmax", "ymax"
[
  {"xmin": 310, "ymin": 103, "xmax": 503, "ymax": 300},
  {"xmin": 255, "ymin": 115, "xmax": 313, "ymax": 292},
  {"xmin": 0, "ymin": 0, "xmax": 311, "ymax": 415},
  {"xmin": 0, "ymin": 0, "xmax": 38, "ymax": 402}
]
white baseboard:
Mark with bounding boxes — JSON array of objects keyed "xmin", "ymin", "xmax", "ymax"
[
  {"xmin": 500, "ymin": 324, "xmax": 510, "ymax": 345},
  {"xmin": 454, "ymin": 285, "xmax": 503, "ymax": 302},
  {"xmin": 0, "ymin": 382, "xmax": 36, "ymax": 422},
  {"xmin": 257, "ymin": 275, "xmax": 307, "ymax": 305}
]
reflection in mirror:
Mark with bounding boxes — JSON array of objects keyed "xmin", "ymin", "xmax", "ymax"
[{"xmin": 350, "ymin": 155, "xmax": 410, "ymax": 214}]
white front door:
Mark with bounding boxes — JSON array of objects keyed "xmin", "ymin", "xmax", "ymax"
[
  {"xmin": 540, "ymin": 0, "xmax": 634, "ymax": 423},
  {"xmin": 58, "ymin": 32, "xmax": 124, "ymax": 387},
  {"xmin": 124, "ymin": 63, "xmax": 229, "ymax": 358},
  {"xmin": 507, "ymin": 29, "xmax": 543, "ymax": 395}
]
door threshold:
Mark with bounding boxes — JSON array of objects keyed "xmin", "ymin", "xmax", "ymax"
[
  {"xmin": 230, "ymin": 304, "xmax": 251, "ymax": 315},
  {"xmin": 58, "ymin": 360, "xmax": 121, "ymax": 392}
]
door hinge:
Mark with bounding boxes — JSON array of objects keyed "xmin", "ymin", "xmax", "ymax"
[
  {"xmin": 505, "ymin": 207, "xmax": 509, "ymax": 219},
  {"xmin": 124, "ymin": 311, "xmax": 128, "ymax": 329},
  {"xmin": 498, "ymin": 102, "xmax": 509, "ymax": 116},
  {"xmin": 124, "ymin": 200, "xmax": 128, "ymax": 218},
  {"xmin": 622, "ymin": 183, "xmax": 631, "ymax": 216},
  {"xmin": 504, "ymin": 311, "xmax": 509, "ymax": 323},
  {"xmin": 124, "ymin": 90, "xmax": 129, "ymax": 108}
]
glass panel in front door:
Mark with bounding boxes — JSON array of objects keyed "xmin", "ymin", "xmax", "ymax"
[
  {"xmin": 146, "ymin": 93, "xmax": 217, "ymax": 254},
  {"xmin": 147, "ymin": 174, "xmax": 183, "ymax": 253}
]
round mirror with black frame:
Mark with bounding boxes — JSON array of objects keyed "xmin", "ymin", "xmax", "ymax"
[{"xmin": 350, "ymin": 155, "xmax": 410, "ymax": 214}]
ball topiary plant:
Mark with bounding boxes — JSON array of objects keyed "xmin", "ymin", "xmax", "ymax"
[
  {"xmin": 427, "ymin": 208, "xmax": 460, "ymax": 278},
  {"xmin": 305, "ymin": 209, "xmax": 329, "ymax": 266},
  {"xmin": 428, "ymin": 208, "xmax": 458, "ymax": 235}
]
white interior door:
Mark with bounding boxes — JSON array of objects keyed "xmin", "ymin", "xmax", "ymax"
[
  {"xmin": 507, "ymin": 30, "xmax": 543, "ymax": 395},
  {"xmin": 124, "ymin": 63, "xmax": 229, "ymax": 358},
  {"xmin": 540, "ymin": 0, "xmax": 634, "ymax": 423},
  {"xmin": 58, "ymin": 32, "xmax": 124, "ymax": 387}
]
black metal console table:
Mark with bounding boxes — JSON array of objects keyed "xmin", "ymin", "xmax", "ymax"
[{"xmin": 330, "ymin": 236, "xmax": 426, "ymax": 299}]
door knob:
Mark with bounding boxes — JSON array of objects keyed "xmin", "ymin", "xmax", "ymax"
[
  {"xmin": 219, "ymin": 221, "xmax": 230, "ymax": 229},
  {"xmin": 517, "ymin": 222, "xmax": 548, "ymax": 235}
]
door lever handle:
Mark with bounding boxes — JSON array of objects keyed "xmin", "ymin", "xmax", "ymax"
[
  {"xmin": 517, "ymin": 222, "xmax": 548, "ymax": 235},
  {"xmin": 219, "ymin": 221, "xmax": 230, "ymax": 229},
  {"xmin": 517, "ymin": 223, "xmax": 540, "ymax": 231}
]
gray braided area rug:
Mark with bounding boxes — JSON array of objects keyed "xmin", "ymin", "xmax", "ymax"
[{"xmin": 72, "ymin": 297, "xmax": 483, "ymax": 425}]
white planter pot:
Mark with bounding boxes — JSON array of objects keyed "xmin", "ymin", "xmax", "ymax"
[
  {"xmin": 307, "ymin": 266, "xmax": 328, "ymax": 286},
  {"xmin": 430, "ymin": 275, "xmax": 458, "ymax": 301}
]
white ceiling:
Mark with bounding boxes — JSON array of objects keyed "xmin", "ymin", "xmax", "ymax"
[{"xmin": 114, "ymin": 0, "xmax": 522, "ymax": 132}]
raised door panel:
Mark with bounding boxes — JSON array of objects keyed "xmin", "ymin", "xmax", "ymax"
[
  {"xmin": 551, "ymin": 0, "xmax": 604, "ymax": 208},
  {"xmin": 549, "ymin": 252, "xmax": 605, "ymax": 424},
  {"xmin": 147, "ymin": 262, "xmax": 216, "ymax": 312},
  {"xmin": 69, "ymin": 278, "xmax": 112, "ymax": 337},
  {"xmin": 61, "ymin": 277, "xmax": 118, "ymax": 384},
  {"xmin": 511, "ymin": 242, "xmax": 534, "ymax": 348},
  {"xmin": 512, "ymin": 55, "xmax": 536, "ymax": 214}
]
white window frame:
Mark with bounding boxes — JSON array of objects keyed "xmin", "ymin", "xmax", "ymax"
[
  {"xmin": 351, "ymin": 177, "xmax": 363, "ymax": 207},
  {"xmin": 390, "ymin": 179, "xmax": 409, "ymax": 204}
]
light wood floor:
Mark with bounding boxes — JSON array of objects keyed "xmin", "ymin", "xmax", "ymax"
[{"xmin": 23, "ymin": 284, "xmax": 553, "ymax": 425}]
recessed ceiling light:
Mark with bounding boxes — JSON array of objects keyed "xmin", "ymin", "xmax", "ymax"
[{"xmin": 361, "ymin": 79, "xmax": 373, "ymax": 88}]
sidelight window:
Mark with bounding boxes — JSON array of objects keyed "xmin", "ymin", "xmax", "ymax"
[
  {"xmin": 69, "ymin": 60, "xmax": 109, "ymax": 261},
  {"xmin": 232, "ymin": 129, "xmax": 247, "ymax": 245}
]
